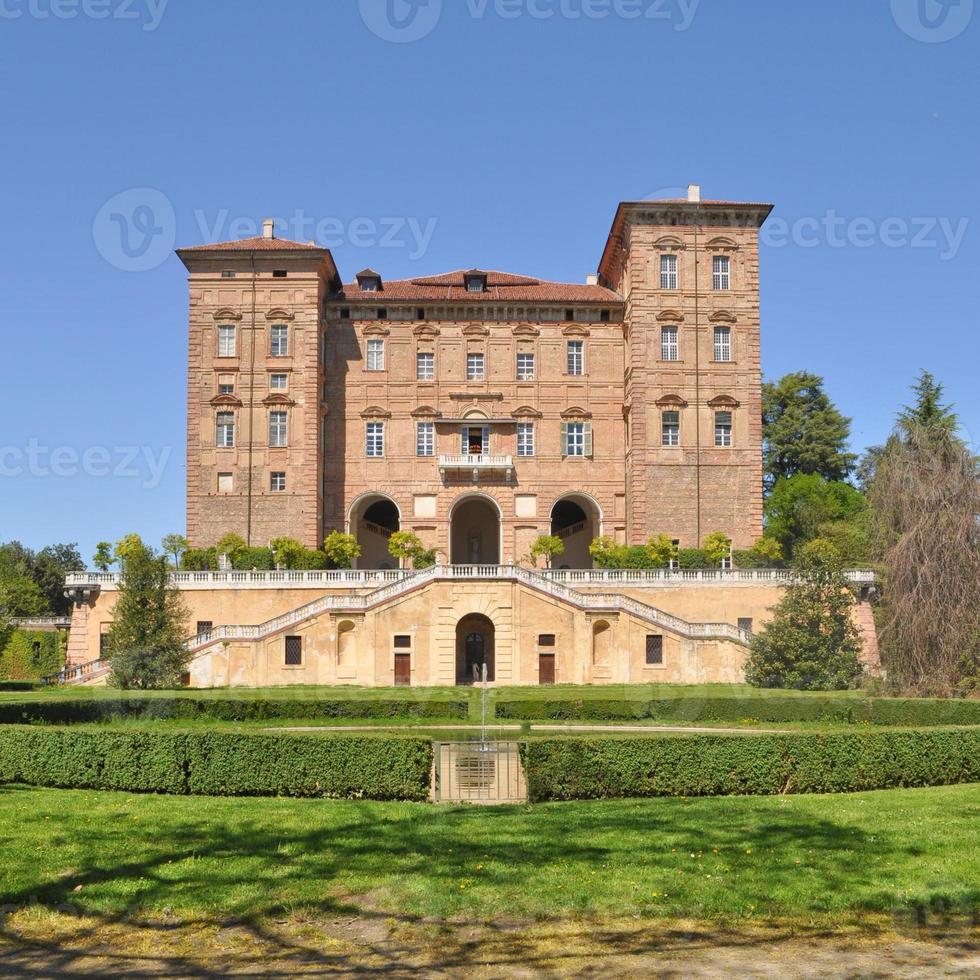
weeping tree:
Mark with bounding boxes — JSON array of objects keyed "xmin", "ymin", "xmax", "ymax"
[{"xmin": 870, "ymin": 417, "xmax": 980, "ymax": 696}]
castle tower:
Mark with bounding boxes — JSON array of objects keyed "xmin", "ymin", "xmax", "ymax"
[
  {"xmin": 598, "ymin": 187, "xmax": 772, "ymax": 548},
  {"xmin": 177, "ymin": 221, "xmax": 339, "ymax": 549}
]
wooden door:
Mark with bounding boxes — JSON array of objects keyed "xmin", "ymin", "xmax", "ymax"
[
  {"xmin": 538, "ymin": 653, "xmax": 556, "ymax": 685},
  {"xmin": 394, "ymin": 653, "xmax": 412, "ymax": 687}
]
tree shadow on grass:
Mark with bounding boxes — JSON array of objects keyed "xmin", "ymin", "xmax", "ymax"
[{"xmin": 0, "ymin": 786, "xmax": 977, "ymax": 976}]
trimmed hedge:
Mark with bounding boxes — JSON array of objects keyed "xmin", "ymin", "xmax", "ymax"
[
  {"xmin": 0, "ymin": 728, "xmax": 432, "ymax": 801},
  {"xmin": 0, "ymin": 696, "xmax": 468, "ymax": 727},
  {"xmin": 495, "ymin": 695, "xmax": 980, "ymax": 727},
  {"xmin": 522, "ymin": 729, "xmax": 980, "ymax": 801}
]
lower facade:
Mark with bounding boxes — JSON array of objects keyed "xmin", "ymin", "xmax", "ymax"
[{"xmin": 63, "ymin": 567, "xmax": 880, "ymax": 688}]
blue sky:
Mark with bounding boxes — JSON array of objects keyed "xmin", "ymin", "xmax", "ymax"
[{"xmin": 0, "ymin": 0, "xmax": 976, "ymax": 561}]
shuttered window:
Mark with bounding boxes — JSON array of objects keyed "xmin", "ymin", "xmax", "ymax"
[{"xmin": 561, "ymin": 422, "xmax": 593, "ymax": 458}]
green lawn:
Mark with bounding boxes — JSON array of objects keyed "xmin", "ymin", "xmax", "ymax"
[
  {"xmin": 0, "ymin": 784, "xmax": 977, "ymax": 927},
  {"xmin": 0, "ymin": 682, "xmax": 866, "ymax": 705}
]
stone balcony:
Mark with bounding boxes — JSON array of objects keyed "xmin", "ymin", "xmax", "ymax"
[{"xmin": 439, "ymin": 454, "xmax": 514, "ymax": 483}]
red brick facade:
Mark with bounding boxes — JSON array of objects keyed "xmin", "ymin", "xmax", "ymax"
[{"xmin": 178, "ymin": 193, "xmax": 772, "ymax": 561}]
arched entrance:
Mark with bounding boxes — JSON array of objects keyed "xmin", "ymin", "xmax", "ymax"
[
  {"xmin": 550, "ymin": 494, "xmax": 602, "ymax": 569},
  {"xmin": 349, "ymin": 494, "xmax": 400, "ymax": 569},
  {"xmin": 450, "ymin": 495, "xmax": 501, "ymax": 565},
  {"xmin": 456, "ymin": 614, "xmax": 495, "ymax": 685}
]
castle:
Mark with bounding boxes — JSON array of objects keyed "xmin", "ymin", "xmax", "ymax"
[{"xmin": 58, "ymin": 188, "xmax": 878, "ymax": 688}]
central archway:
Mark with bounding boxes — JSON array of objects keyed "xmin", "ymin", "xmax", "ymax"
[
  {"xmin": 450, "ymin": 494, "xmax": 501, "ymax": 565},
  {"xmin": 456, "ymin": 614, "xmax": 495, "ymax": 685},
  {"xmin": 349, "ymin": 493, "xmax": 400, "ymax": 569},
  {"xmin": 550, "ymin": 494, "xmax": 602, "ymax": 569}
]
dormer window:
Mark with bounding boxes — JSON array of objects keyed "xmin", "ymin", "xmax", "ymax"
[
  {"xmin": 465, "ymin": 270, "xmax": 487, "ymax": 294},
  {"xmin": 356, "ymin": 269, "xmax": 383, "ymax": 292}
]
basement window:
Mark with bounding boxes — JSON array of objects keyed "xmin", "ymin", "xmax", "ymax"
[
  {"xmin": 646, "ymin": 635, "xmax": 664, "ymax": 666},
  {"xmin": 285, "ymin": 635, "xmax": 303, "ymax": 666},
  {"xmin": 272, "ymin": 270, "xmax": 288, "ymax": 279},
  {"xmin": 221, "ymin": 270, "xmax": 236, "ymax": 279}
]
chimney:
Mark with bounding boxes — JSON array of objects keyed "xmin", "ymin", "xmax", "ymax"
[
  {"xmin": 585, "ymin": 274, "xmax": 599, "ymax": 286},
  {"xmin": 687, "ymin": 184, "xmax": 701, "ymax": 204},
  {"xmin": 262, "ymin": 218, "xmax": 275, "ymax": 240}
]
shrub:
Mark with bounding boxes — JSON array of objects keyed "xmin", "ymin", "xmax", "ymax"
[
  {"xmin": 230, "ymin": 547, "xmax": 275, "ymax": 571},
  {"xmin": 528, "ymin": 535, "xmax": 564, "ymax": 568},
  {"xmin": 324, "ymin": 532, "xmax": 361, "ymax": 570},
  {"xmin": 0, "ymin": 729, "xmax": 432, "ymax": 801},
  {"xmin": 703, "ymin": 532, "xmax": 732, "ymax": 566},
  {"xmin": 181, "ymin": 548, "xmax": 218, "ymax": 571},
  {"xmin": 677, "ymin": 548, "xmax": 709, "ymax": 569},
  {"xmin": 0, "ymin": 630, "xmax": 64, "ymax": 681},
  {"xmin": 746, "ymin": 540, "xmax": 863, "ymax": 690},
  {"xmin": 0, "ymin": 696, "xmax": 469, "ymax": 726},
  {"xmin": 493, "ymin": 694, "xmax": 980, "ymax": 727},
  {"xmin": 522, "ymin": 729, "xmax": 980, "ymax": 801}
]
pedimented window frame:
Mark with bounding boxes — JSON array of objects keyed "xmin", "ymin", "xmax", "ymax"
[
  {"xmin": 655, "ymin": 394, "xmax": 689, "ymax": 409},
  {"xmin": 360, "ymin": 405, "xmax": 392, "ymax": 420}
]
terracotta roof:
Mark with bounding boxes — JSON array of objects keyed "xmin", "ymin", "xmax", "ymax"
[
  {"xmin": 177, "ymin": 236, "xmax": 329, "ymax": 253},
  {"xmin": 338, "ymin": 269, "xmax": 621, "ymax": 304}
]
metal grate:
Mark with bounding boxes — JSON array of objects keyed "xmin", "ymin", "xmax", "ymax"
[{"xmin": 434, "ymin": 742, "xmax": 527, "ymax": 804}]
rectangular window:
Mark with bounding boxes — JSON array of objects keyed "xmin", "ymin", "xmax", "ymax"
[
  {"xmin": 216, "ymin": 412, "xmax": 235, "ymax": 448},
  {"xmin": 713, "ymin": 255, "xmax": 731, "ymax": 290},
  {"xmin": 567, "ymin": 340, "xmax": 584, "ymax": 376},
  {"xmin": 715, "ymin": 411, "xmax": 733, "ymax": 448},
  {"xmin": 394, "ymin": 635, "xmax": 412, "ymax": 649},
  {"xmin": 272, "ymin": 270, "xmax": 288, "ymax": 279},
  {"xmin": 218, "ymin": 382, "xmax": 235, "ymax": 396},
  {"xmin": 467, "ymin": 352, "xmax": 485, "ymax": 381},
  {"xmin": 416, "ymin": 422, "xmax": 435, "ymax": 457},
  {"xmin": 270, "ymin": 324, "xmax": 289, "ymax": 357},
  {"xmin": 662, "ymin": 411, "xmax": 680, "ymax": 447},
  {"xmin": 270, "ymin": 373, "xmax": 288, "ymax": 390},
  {"xmin": 196, "ymin": 621, "xmax": 213, "ymax": 637},
  {"xmin": 271, "ymin": 471, "xmax": 286, "ymax": 492},
  {"xmin": 738, "ymin": 618, "xmax": 754, "ymax": 634},
  {"xmin": 217, "ymin": 325, "xmax": 236, "ymax": 358},
  {"xmin": 565, "ymin": 422, "xmax": 586, "ymax": 457},
  {"xmin": 517, "ymin": 422, "xmax": 535, "ymax": 457},
  {"xmin": 99, "ymin": 633, "xmax": 110, "ymax": 657},
  {"xmin": 516, "ymin": 352, "xmax": 535, "ymax": 381},
  {"xmin": 217, "ymin": 472, "xmax": 233, "ymax": 492},
  {"xmin": 366, "ymin": 422, "xmax": 385, "ymax": 458},
  {"xmin": 284, "ymin": 635, "xmax": 302, "ymax": 666},
  {"xmin": 660, "ymin": 254, "xmax": 678, "ymax": 290},
  {"xmin": 661, "ymin": 326, "xmax": 679, "ymax": 361},
  {"xmin": 713, "ymin": 326, "xmax": 732, "ymax": 362},
  {"xmin": 646, "ymin": 635, "xmax": 664, "ymax": 666},
  {"xmin": 416, "ymin": 351, "xmax": 435, "ymax": 380},
  {"xmin": 269, "ymin": 411, "xmax": 288, "ymax": 448},
  {"xmin": 538, "ymin": 634, "xmax": 556, "ymax": 647},
  {"xmin": 366, "ymin": 338, "xmax": 385, "ymax": 371}
]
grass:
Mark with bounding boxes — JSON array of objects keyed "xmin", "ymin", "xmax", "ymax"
[
  {"xmin": 0, "ymin": 783, "xmax": 977, "ymax": 926},
  {"xmin": 0, "ymin": 682, "xmax": 868, "ymax": 704}
]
